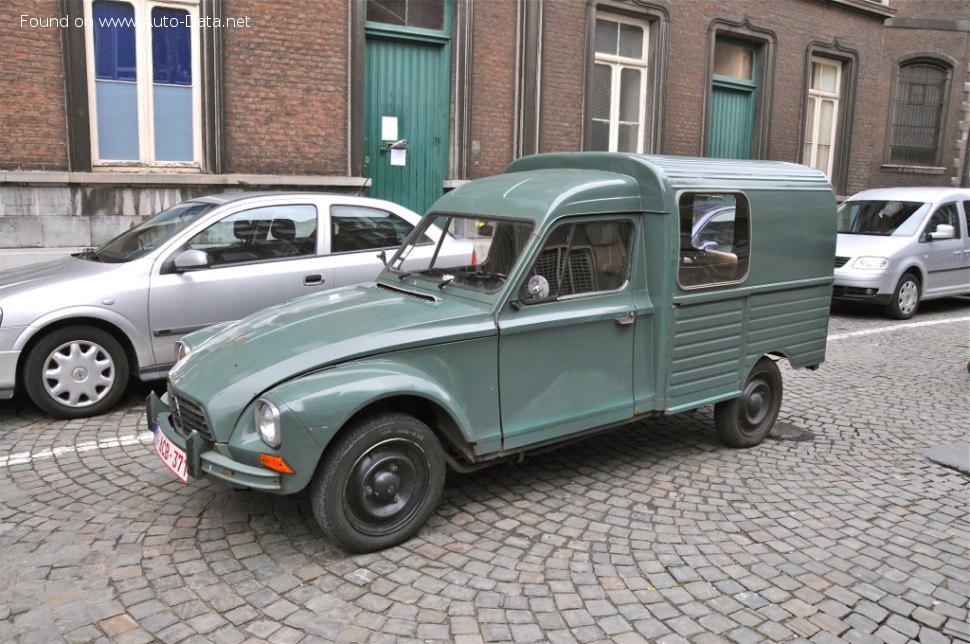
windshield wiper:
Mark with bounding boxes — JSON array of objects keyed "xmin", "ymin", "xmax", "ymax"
[{"xmin": 72, "ymin": 248, "xmax": 102, "ymax": 262}]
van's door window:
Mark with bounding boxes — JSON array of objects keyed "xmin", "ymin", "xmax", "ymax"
[
  {"xmin": 678, "ymin": 193, "xmax": 750, "ymax": 288},
  {"xmin": 521, "ymin": 219, "xmax": 633, "ymax": 301}
]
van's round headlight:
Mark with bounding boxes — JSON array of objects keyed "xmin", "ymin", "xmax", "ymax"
[{"xmin": 255, "ymin": 400, "xmax": 281, "ymax": 448}]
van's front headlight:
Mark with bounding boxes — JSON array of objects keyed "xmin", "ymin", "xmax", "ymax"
[
  {"xmin": 851, "ymin": 256, "xmax": 889, "ymax": 270},
  {"xmin": 255, "ymin": 399, "xmax": 282, "ymax": 448}
]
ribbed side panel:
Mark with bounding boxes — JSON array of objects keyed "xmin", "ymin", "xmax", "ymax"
[
  {"xmin": 746, "ymin": 285, "xmax": 831, "ymax": 368},
  {"xmin": 665, "ymin": 285, "xmax": 831, "ymax": 412}
]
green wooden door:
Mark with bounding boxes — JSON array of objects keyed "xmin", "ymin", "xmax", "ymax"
[
  {"xmin": 364, "ymin": 33, "xmax": 450, "ymax": 214},
  {"xmin": 708, "ymin": 40, "xmax": 758, "ymax": 159}
]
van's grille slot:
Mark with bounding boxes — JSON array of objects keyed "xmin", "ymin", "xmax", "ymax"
[{"xmin": 169, "ymin": 386, "xmax": 214, "ymax": 442}]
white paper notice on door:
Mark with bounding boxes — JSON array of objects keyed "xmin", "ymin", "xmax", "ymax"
[
  {"xmin": 381, "ymin": 116, "xmax": 398, "ymax": 141},
  {"xmin": 390, "ymin": 148, "xmax": 407, "ymax": 166}
]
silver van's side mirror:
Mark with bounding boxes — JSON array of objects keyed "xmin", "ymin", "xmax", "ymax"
[
  {"xmin": 174, "ymin": 249, "xmax": 211, "ymax": 271},
  {"xmin": 929, "ymin": 224, "xmax": 956, "ymax": 240}
]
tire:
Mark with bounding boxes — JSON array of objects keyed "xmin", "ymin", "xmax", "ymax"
[
  {"xmin": 714, "ymin": 357, "xmax": 782, "ymax": 448},
  {"xmin": 23, "ymin": 325, "xmax": 130, "ymax": 419},
  {"xmin": 311, "ymin": 412, "xmax": 446, "ymax": 553},
  {"xmin": 884, "ymin": 273, "xmax": 920, "ymax": 320}
]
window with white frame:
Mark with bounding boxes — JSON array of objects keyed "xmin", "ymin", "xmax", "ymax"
[
  {"xmin": 84, "ymin": 0, "xmax": 201, "ymax": 166},
  {"xmin": 591, "ymin": 14, "xmax": 649, "ymax": 153},
  {"xmin": 803, "ymin": 57, "xmax": 841, "ymax": 178}
]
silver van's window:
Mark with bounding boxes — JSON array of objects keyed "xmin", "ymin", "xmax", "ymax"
[{"xmin": 678, "ymin": 193, "xmax": 750, "ymax": 288}]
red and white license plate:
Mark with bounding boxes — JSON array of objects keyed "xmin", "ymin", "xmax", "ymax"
[{"xmin": 154, "ymin": 424, "xmax": 188, "ymax": 482}]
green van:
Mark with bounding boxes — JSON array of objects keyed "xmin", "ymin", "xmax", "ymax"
[{"xmin": 148, "ymin": 153, "xmax": 837, "ymax": 552}]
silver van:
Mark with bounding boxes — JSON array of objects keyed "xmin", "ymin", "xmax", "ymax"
[{"xmin": 833, "ymin": 187, "xmax": 970, "ymax": 318}]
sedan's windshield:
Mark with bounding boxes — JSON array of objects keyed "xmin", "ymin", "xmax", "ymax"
[
  {"xmin": 837, "ymin": 200, "xmax": 930, "ymax": 237},
  {"xmin": 389, "ymin": 214, "xmax": 535, "ymax": 294},
  {"xmin": 87, "ymin": 201, "xmax": 216, "ymax": 263}
]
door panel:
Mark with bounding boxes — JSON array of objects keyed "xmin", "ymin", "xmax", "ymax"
[
  {"xmin": 364, "ymin": 36, "xmax": 450, "ymax": 214},
  {"xmin": 921, "ymin": 203, "xmax": 968, "ymax": 294},
  {"xmin": 709, "ymin": 84, "xmax": 755, "ymax": 159}
]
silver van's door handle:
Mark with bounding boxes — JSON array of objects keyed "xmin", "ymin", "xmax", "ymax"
[
  {"xmin": 304, "ymin": 274, "xmax": 325, "ymax": 286},
  {"xmin": 614, "ymin": 311, "xmax": 636, "ymax": 326}
]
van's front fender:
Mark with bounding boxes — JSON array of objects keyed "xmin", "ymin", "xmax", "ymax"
[{"xmin": 266, "ymin": 358, "xmax": 481, "ymax": 459}]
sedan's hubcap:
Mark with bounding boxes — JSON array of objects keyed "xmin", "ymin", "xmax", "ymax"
[{"xmin": 42, "ymin": 340, "xmax": 115, "ymax": 408}]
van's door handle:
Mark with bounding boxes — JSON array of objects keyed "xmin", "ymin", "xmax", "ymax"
[
  {"xmin": 614, "ymin": 311, "xmax": 636, "ymax": 326},
  {"xmin": 304, "ymin": 274, "xmax": 325, "ymax": 286}
]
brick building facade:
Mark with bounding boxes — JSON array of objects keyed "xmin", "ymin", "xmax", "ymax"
[{"xmin": 1, "ymin": 0, "xmax": 967, "ymax": 268}]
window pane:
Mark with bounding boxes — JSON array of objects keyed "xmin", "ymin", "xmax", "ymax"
[
  {"xmin": 813, "ymin": 61, "xmax": 839, "ymax": 94},
  {"xmin": 152, "ymin": 7, "xmax": 192, "ymax": 85},
  {"xmin": 618, "ymin": 23, "xmax": 643, "ymax": 59},
  {"xmin": 367, "ymin": 0, "xmax": 406, "ymax": 26},
  {"xmin": 524, "ymin": 221, "xmax": 633, "ymax": 299},
  {"xmin": 407, "ymin": 0, "xmax": 444, "ymax": 30},
  {"xmin": 714, "ymin": 41, "xmax": 753, "ymax": 80},
  {"xmin": 804, "ymin": 98, "xmax": 816, "ymax": 144},
  {"xmin": 592, "ymin": 63, "xmax": 611, "ymax": 121},
  {"xmin": 619, "ymin": 68, "xmax": 641, "ymax": 122},
  {"xmin": 818, "ymin": 100, "xmax": 835, "ymax": 145},
  {"xmin": 815, "ymin": 145, "xmax": 830, "ymax": 174},
  {"xmin": 617, "ymin": 123, "xmax": 638, "ymax": 153},
  {"xmin": 191, "ymin": 205, "xmax": 318, "ymax": 266},
  {"xmin": 96, "ymin": 81, "xmax": 139, "ymax": 159},
  {"xmin": 595, "ymin": 19, "xmax": 618, "ymax": 55},
  {"xmin": 331, "ymin": 205, "xmax": 415, "ymax": 252},
  {"xmin": 590, "ymin": 120, "xmax": 610, "ymax": 151},
  {"xmin": 154, "ymin": 86, "xmax": 193, "ymax": 161},
  {"xmin": 93, "ymin": 1, "xmax": 136, "ymax": 81},
  {"xmin": 678, "ymin": 193, "xmax": 749, "ymax": 288},
  {"xmin": 713, "ymin": 41, "xmax": 733, "ymax": 77},
  {"xmin": 891, "ymin": 62, "xmax": 946, "ymax": 165}
]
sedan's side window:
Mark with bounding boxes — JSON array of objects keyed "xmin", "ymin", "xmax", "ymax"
[
  {"xmin": 187, "ymin": 205, "xmax": 318, "ymax": 267},
  {"xmin": 331, "ymin": 205, "xmax": 421, "ymax": 253},
  {"xmin": 521, "ymin": 219, "xmax": 634, "ymax": 302}
]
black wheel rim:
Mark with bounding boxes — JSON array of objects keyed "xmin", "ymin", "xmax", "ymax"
[
  {"xmin": 343, "ymin": 438, "xmax": 431, "ymax": 537},
  {"xmin": 739, "ymin": 376, "xmax": 773, "ymax": 436}
]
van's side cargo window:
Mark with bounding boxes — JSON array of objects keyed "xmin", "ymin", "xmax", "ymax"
[{"xmin": 678, "ymin": 193, "xmax": 750, "ymax": 288}]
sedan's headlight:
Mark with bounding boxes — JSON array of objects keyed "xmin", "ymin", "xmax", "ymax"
[
  {"xmin": 851, "ymin": 256, "xmax": 889, "ymax": 270},
  {"xmin": 255, "ymin": 399, "xmax": 281, "ymax": 448}
]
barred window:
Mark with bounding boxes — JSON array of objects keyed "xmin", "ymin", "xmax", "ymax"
[{"xmin": 889, "ymin": 61, "xmax": 949, "ymax": 166}]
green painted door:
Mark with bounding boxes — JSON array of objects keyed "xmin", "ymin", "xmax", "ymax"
[
  {"xmin": 364, "ymin": 33, "xmax": 450, "ymax": 214},
  {"xmin": 708, "ymin": 39, "xmax": 758, "ymax": 159}
]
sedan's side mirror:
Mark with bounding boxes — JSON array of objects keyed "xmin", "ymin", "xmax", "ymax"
[
  {"xmin": 174, "ymin": 249, "xmax": 211, "ymax": 272},
  {"xmin": 929, "ymin": 224, "xmax": 956, "ymax": 241}
]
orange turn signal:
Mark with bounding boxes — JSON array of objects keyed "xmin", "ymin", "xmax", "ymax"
[{"xmin": 259, "ymin": 453, "xmax": 294, "ymax": 474}]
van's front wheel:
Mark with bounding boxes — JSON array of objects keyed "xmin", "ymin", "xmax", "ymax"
[
  {"xmin": 311, "ymin": 412, "xmax": 445, "ymax": 553},
  {"xmin": 715, "ymin": 357, "xmax": 782, "ymax": 448}
]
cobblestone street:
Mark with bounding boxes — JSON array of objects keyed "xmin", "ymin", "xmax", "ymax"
[{"xmin": 1, "ymin": 300, "xmax": 968, "ymax": 644}]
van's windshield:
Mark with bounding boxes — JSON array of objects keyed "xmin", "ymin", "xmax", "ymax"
[
  {"xmin": 836, "ymin": 200, "xmax": 929, "ymax": 237},
  {"xmin": 389, "ymin": 214, "xmax": 534, "ymax": 294}
]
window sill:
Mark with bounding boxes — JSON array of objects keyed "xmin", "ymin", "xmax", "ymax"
[
  {"xmin": 824, "ymin": 0, "xmax": 896, "ymax": 18},
  {"xmin": 0, "ymin": 171, "xmax": 371, "ymax": 188},
  {"xmin": 880, "ymin": 164, "xmax": 946, "ymax": 175}
]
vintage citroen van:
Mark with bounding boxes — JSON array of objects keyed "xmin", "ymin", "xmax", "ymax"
[{"xmin": 148, "ymin": 153, "xmax": 837, "ymax": 552}]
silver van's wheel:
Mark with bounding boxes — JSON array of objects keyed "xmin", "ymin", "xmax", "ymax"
[
  {"xmin": 24, "ymin": 326, "xmax": 129, "ymax": 418},
  {"xmin": 311, "ymin": 412, "xmax": 445, "ymax": 553},
  {"xmin": 714, "ymin": 357, "xmax": 782, "ymax": 448},
  {"xmin": 885, "ymin": 273, "xmax": 920, "ymax": 320}
]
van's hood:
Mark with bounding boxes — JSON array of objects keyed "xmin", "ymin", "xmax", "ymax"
[
  {"xmin": 835, "ymin": 233, "xmax": 912, "ymax": 259},
  {"xmin": 169, "ymin": 282, "xmax": 497, "ymax": 429}
]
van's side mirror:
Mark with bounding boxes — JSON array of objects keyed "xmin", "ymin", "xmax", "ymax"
[
  {"xmin": 510, "ymin": 275, "xmax": 551, "ymax": 310},
  {"xmin": 929, "ymin": 224, "xmax": 955, "ymax": 241},
  {"xmin": 174, "ymin": 249, "xmax": 211, "ymax": 272}
]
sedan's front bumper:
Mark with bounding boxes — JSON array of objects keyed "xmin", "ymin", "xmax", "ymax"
[{"xmin": 146, "ymin": 391, "xmax": 282, "ymax": 491}]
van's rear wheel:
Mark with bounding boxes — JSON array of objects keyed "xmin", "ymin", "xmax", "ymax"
[
  {"xmin": 311, "ymin": 412, "xmax": 445, "ymax": 553},
  {"xmin": 715, "ymin": 357, "xmax": 782, "ymax": 448}
]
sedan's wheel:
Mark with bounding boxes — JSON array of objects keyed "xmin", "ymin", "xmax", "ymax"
[
  {"xmin": 885, "ymin": 273, "xmax": 920, "ymax": 320},
  {"xmin": 311, "ymin": 412, "xmax": 445, "ymax": 553},
  {"xmin": 24, "ymin": 326, "xmax": 129, "ymax": 419},
  {"xmin": 714, "ymin": 357, "xmax": 782, "ymax": 448}
]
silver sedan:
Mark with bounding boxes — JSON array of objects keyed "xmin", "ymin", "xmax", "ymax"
[{"xmin": 0, "ymin": 192, "xmax": 464, "ymax": 418}]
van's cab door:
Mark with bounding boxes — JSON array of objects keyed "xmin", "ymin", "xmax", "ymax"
[{"xmin": 497, "ymin": 218, "xmax": 638, "ymax": 450}]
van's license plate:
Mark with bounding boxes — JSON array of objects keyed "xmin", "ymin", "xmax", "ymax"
[{"xmin": 154, "ymin": 424, "xmax": 188, "ymax": 482}]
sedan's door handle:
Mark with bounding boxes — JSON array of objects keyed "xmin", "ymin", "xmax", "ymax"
[
  {"xmin": 614, "ymin": 311, "xmax": 636, "ymax": 326},
  {"xmin": 304, "ymin": 274, "xmax": 325, "ymax": 286}
]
